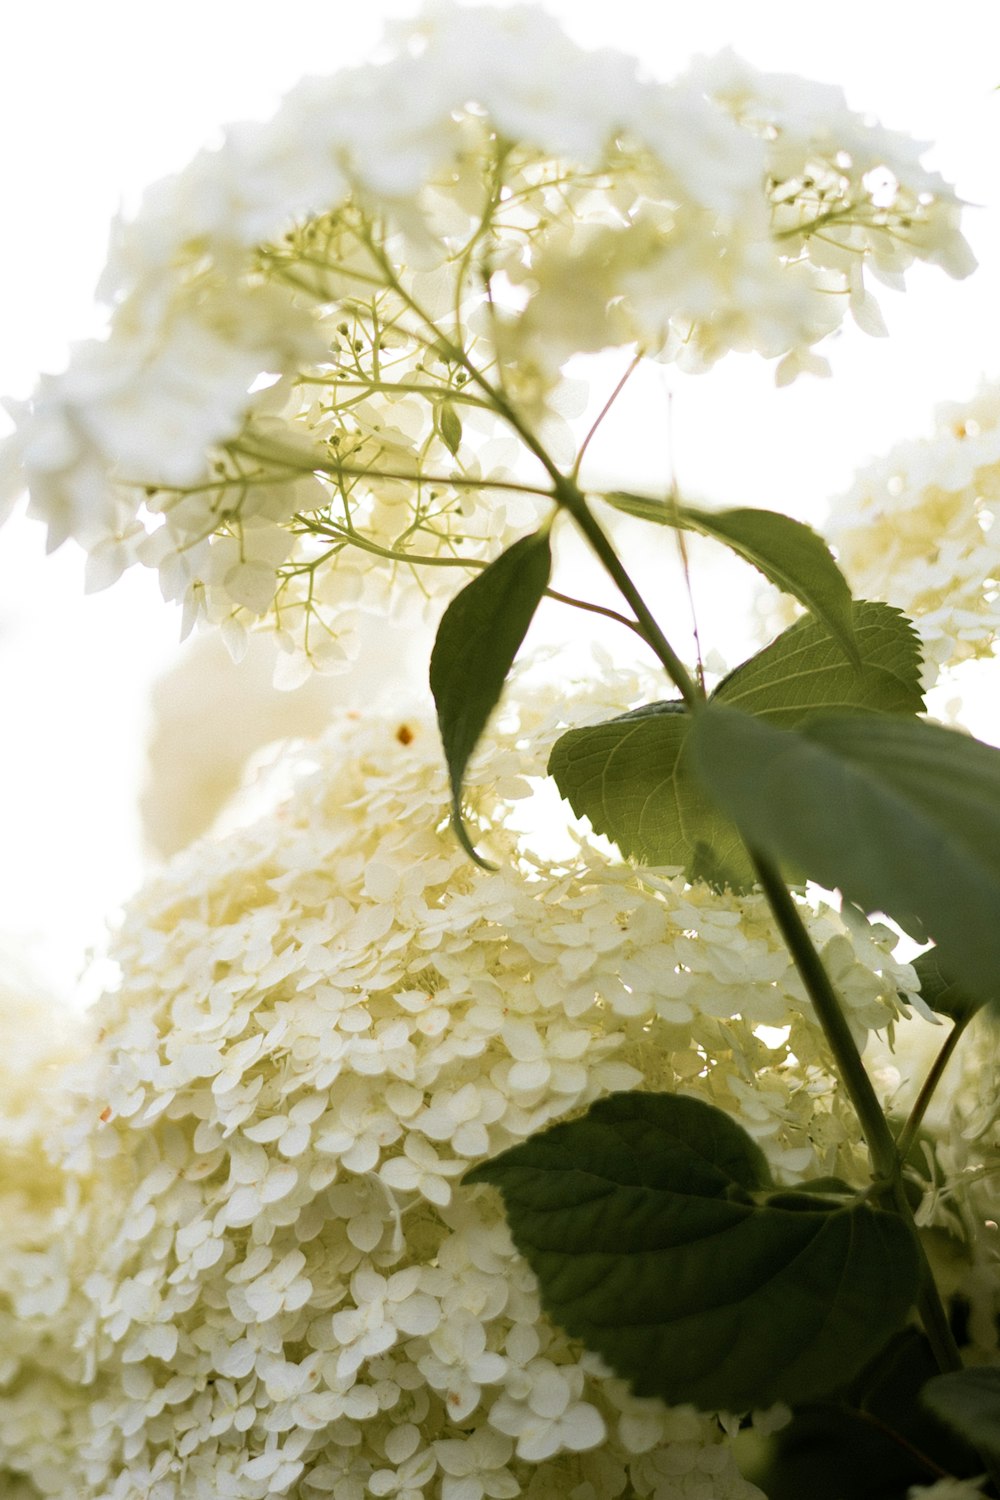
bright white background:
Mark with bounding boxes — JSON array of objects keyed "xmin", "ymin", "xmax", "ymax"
[{"xmin": 2, "ymin": 1, "xmax": 999, "ymax": 998}]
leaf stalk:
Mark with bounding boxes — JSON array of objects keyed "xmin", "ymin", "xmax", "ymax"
[
  {"xmin": 552, "ymin": 476, "xmax": 704, "ymax": 709},
  {"xmin": 896, "ymin": 1016, "xmax": 971, "ymax": 1163}
]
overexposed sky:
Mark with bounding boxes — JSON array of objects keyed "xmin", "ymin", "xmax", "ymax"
[{"xmin": 2, "ymin": 2, "xmax": 1000, "ymax": 998}]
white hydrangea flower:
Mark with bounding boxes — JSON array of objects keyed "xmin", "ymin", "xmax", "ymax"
[
  {"xmin": 828, "ymin": 382, "xmax": 1000, "ymax": 682},
  {"xmin": 488, "ymin": 1384, "xmax": 606, "ymax": 1465},
  {"xmin": 434, "ymin": 1427, "xmax": 520, "ymax": 1500},
  {"xmin": 630, "ymin": 1436, "xmax": 767, "ymax": 1499},
  {"xmin": 0, "ymin": 666, "xmax": 935, "ymax": 1497},
  {"xmin": 0, "ymin": 961, "xmax": 93, "ymax": 1498},
  {"xmin": 0, "ymin": 5, "xmax": 971, "ymax": 671}
]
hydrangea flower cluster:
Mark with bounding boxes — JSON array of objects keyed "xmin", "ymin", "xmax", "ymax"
[
  {"xmin": 828, "ymin": 383, "xmax": 1000, "ymax": 683},
  {"xmin": 0, "ymin": 4, "xmax": 973, "ymax": 678},
  {"xmin": 0, "ymin": 962, "xmax": 94, "ymax": 1500},
  {"xmin": 0, "ymin": 671, "xmax": 925, "ymax": 1500}
]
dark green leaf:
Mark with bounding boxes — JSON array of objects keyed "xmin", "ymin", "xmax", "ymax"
[
  {"xmin": 604, "ymin": 493, "xmax": 859, "ymax": 665},
  {"xmin": 437, "ymin": 399, "xmax": 463, "ymax": 457},
  {"xmin": 752, "ymin": 1331, "xmax": 985, "ymax": 1500},
  {"xmin": 909, "ymin": 948, "xmax": 990, "ymax": 1022},
  {"xmin": 715, "ymin": 601, "xmax": 924, "ymax": 724},
  {"xmin": 922, "ymin": 1366, "xmax": 1000, "ymax": 1464},
  {"xmin": 787, "ymin": 1175, "xmax": 855, "ymax": 1197},
  {"xmin": 430, "ymin": 530, "xmax": 551, "ymax": 863},
  {"xmin": 690, "ymin": 704, "xmax": 1000, "ymax": 1003},
  {"xmin": 466, "ymin": 1091, "xmax": 919, "ymax": 1412}
]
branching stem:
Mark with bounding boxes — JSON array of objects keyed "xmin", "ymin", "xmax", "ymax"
[
  {"xmin": 320, "ymin": 225, "xmax": 971, "ymax": 1390},
  {"xmin": 356, "ymin": 234, "xmax": 705, "ymax": 706},
  {"xmin": 297, "ymin": 521, "xmax": 646, "ymax": 637},
  {"xmin": 549, "ymin": 483, "xmax": 965, "ymax": 1378},
  {"xmin": 750, "ymin": 852, "xmax": 962, "ymax": 1376},
  {"xmin": 552, "ymin": 477, "xmax": 704, "ymax": 708}
]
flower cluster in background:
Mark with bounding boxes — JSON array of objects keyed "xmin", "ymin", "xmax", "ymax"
[
  {"xmin": 1, "ymin": 666, "xmax": 976, "ymax": 1500},
  {"xmin": 0, "ymin": 3, "xmax": 974, "ymax": 681},
  {"xmin": 828, "ymin": 381, "xmax": 1000, "ymax": 683}
]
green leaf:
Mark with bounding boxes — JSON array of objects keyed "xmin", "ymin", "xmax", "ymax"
[
  {"xmin": 547, "ymin": 701, "xmax": 754, "ymax": 888},
  {"xmin": 690, "ymin": 704, "xmax": 1000, "ymax": 1003},
  {"xmin": 715, "ymin": 601, "xmax": 924, "ymax": 724},
  {"xmin": 752, "ymin": 1331, "xmax": 985, "ymax": 1500},
  {"xmin": 547, "ymin": 602, "xmax": 921, "ymax": 891},
  {"xmin": 430, "ymin": 530, "xmax": 551, "ymax": 863},
  {"xmin": 604, "ymin": 493, "xmax": 859, "ymax": 666},
  {"xmin": 437, "ymin": 399, "xmax": 463, "ymax": 457},
  {"xmin": 908, "ymin": 948, "xmax": 989, "ymax": 1022},
  {"xmin": 466, "ymin": 1091, "xmax": 919, "ymax": 1412},
  {"xmin": 922, "ymin": 1366, "xmax": 1000, "ymax": 1464}
]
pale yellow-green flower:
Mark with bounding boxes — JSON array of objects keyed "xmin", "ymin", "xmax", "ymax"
[
  {"xmin": 0, "ymin": 5, "xmax": 972, "ymax": 676},
  {"xmin": 0, "ymin": 670, "xmax": 926, "ymax": 1498},
  {"xmin": 829, "ymin": 383, "xmax": 1000, "ymax": 682}
]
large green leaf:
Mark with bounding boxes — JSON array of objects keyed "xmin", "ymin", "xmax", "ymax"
[
  {"xmin": 547, "ymin": 602, "xmax": 921, "ymax": 890},
  {"xmin": 714, "ymin": 601, "xmax": 923, "ymax": 724},
  {"xmin": 752, "ymin": 1332, "xmax": 985, "ymax": 1500},
  {"xmin": 922, "ymin": 1366, "xmax": 1000, "ymax": 1464},
  {"xmin": 430, "ymin": 530, "xmax": 551, "ymax": 861},
  {"xmin": 466, "ymin": 1091, "xmax": 919, "ymax": 1412},
  {"xmin": 603, "ymin": 493, "xmax": 859, "ymax": 665},
  {"xmin": 547, "ymin": 702, "xmax": 753, "ymax": 888},
  {"xmin": 690, "ymin": 704, "xmax": 1000, "ymax": 1003}
]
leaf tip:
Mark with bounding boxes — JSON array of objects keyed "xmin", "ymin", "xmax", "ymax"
[{"xmin": 452, "ymin": 798, "xmax": 497, "ymax": 871}]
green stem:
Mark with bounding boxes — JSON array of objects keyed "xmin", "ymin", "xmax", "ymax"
[
  {"xmin": 544, "ymin": 586, "xmax": 649, "ymax": 641},
  {"xmin": 896, "ymin": 1015, "xmax": 971, "ymax": 1163},
  {"xmin": 751, "ymin": 851, "xmax": 962, "ymax": 1375},
  {"xmin": 353, "ymin": 233, "xmax": 704, "ymax": 709},
  {"xmin": 297, "ymin": 519, "xmax": 646, "ymax": 638},
  {"xmin": 228, "ymin": 446, "xmax": 554, "ymax": 501},
  {"xmin": 295, "ymin": 375, "xmax": 494, "ymax": 411},
  {"xmin": 752, "ymin": 853, "xmax": 897, "ymax": 1179},
  {"xmin": 552, "ymin": 478, "xmax": 703, "ymax": 708}
]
